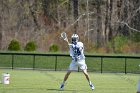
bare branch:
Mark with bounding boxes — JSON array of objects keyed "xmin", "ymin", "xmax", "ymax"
[
  {"xmin": 119, "ymin": 21, "xmax": 140, "ymax": 33},
  {"xmin": 126, "ymin": 6, "xmax": 140, "ymax": 22},
  {"xmin": 57, "ymin": 0, "xmax": 69, "ymax": 9},
  {"xmin": 64, "ymin": 12, "xmax": 94, "ymax": 31}
]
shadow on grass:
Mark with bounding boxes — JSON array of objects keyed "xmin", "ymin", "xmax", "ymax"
[
  {"xmin": 47, "ymin": 88, "xmax": 88, "ymax": 92},
  {"xmin": 47, "ymin": 89, "xmax": 60, "ymax": 91}
]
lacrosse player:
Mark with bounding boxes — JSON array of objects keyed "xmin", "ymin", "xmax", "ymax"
[{"xmin": 60, "ymin": 34, "xmax": 95, "ymax": 90}]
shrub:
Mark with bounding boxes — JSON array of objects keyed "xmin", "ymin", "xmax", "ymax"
[
  {"xmin": 8, "ymin": 39, "xmax": 21, "ymax": 51},
  {"xmin": 24, "ymin": 41, "xmax": 37, "ymax": 51},
  {"xmin": 108, "ymin": 35, "xmax": 128, "ymax": 53},
  {"xmin": 131, "ymin": 32, "xmax": 140, "ymax": 42},
  {"xmin": 49, "ymin": 44, "xmax": 59, "ymax": 52}
]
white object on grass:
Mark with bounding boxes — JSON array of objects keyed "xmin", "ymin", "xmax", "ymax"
[{"xmin": 2, "ymin": 73, "xmax": 10, "ymax": 84}]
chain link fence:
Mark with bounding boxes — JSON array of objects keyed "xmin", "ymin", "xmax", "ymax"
[{"xmin": 0, "ymin": 52, "xmax": 140, "ymax": 74}]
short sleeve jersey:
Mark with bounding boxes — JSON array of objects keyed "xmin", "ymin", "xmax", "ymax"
[{"xmin": 69, "ymin": 42, "xmax": 85, "ymax": 60}]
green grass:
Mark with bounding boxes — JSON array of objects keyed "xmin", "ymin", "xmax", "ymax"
[{"xmin": 0, "ymin": 69, "xmax": 139, "ymax": 93}]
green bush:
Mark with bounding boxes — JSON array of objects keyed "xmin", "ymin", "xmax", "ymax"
[
  {"xmin": 131, "ymin": 32, "xmax": 140, "ymax": 42},
  {"xmin": 24, "ymin": 41, "xmax": 37, "ymax": 51},
  {"xmin": 8, "ymin": 39, "xmax": 21, "ymax": 51},
  {"xmin": 108, "ymin": 35, "xmax": 128, "ymax": 53},
  {"xmin": 49, "ymin": 44, "xmax": 59, "ymax": 52}
]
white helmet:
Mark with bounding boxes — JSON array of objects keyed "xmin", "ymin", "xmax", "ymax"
[{"xmin": 71, "ymin": 34, "xmax": 79, "ymax": 44}]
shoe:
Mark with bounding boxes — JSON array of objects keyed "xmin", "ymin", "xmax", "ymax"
[
  {"xmin": 60, "ymin": 83, "xmax": 64, "ymax": 90},
  {"xmin": 89, "ymin": 83, "xmax": 95, "ymax": 90}
]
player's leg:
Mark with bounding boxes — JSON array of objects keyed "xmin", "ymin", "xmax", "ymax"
[
  {"xmin": 62, "ymin": 70, "xmax": 71, "ymax": 84},
  {"xmin": 60, "ymin": 60, "xmax": 77, "ymax": 90},
  {"xmin": 82, "ymin": 69, "xmax": 95, "ymax": 90},
  {"xmin": 78, "ymin": 60, "xmax": 95, "ymax": 90},
  {"xmin": 60, "ymin": 70, "xmax": 71, "ymax": 90},
  {"xmin": 82, "ymin": 69, "xmax": 90, "ymax": 82}
]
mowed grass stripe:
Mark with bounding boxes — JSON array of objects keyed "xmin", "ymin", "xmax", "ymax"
[{"xmin": 0, "ymin": 70, "xmax": 139, "ymax": 93}]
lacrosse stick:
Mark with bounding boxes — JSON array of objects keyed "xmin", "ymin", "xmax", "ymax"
[{"xmin": 61, "ymin": 32, "xmax": 70, "ymax": 45}]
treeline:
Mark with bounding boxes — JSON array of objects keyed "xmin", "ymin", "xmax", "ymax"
[{"xmin": 0, "ymin": 0, "xmax": 140, "ymax": 53}]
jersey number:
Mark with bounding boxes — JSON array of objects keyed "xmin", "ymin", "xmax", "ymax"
[{"xmin": 73, "ymin": 46, "xmax": 81, "ymax": 56}]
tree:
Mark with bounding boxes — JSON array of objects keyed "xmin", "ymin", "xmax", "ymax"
[
  {"xmin": 0, "ymin": 0, "xmax": 140, "ymax": 53},
  {"xmin": 28, "ymin": 0, "xmax": 40, "ymax": 30},
  {"xmin": 73, "ymin": 0, "xmax": 78, "ymax": 34},
  {"xmin": 108, "ymin": 0, "xmax": 113, "ymax": 41},
  {"xmin": 130, "ymin": 0, "xmax": 140, "ymax": 42},
  {"xmin": 116, "ymin": 0, "xmax": 140, "ymax": 41},
  {"xmin": 0, "ymin": 1, "xmax": 3, "ymax": 49},
  {"xmin": 104, "ymin": 0, "xmax": 109, "ymax": 45},
  {"xmin": 0, "ymin": 17, "xmax": 2, "ymax": 50},
  {"xmin": 42, "ymin": 0, "xmax": 58, "ymax": 27},
  {"xmin": 96, "ymin": 0, "xmax": 103, "ymax": 47}
]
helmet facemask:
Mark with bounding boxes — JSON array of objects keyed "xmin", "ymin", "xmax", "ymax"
[{"xmin": 71, "ymin": 34, "xmax": 79, "ymax": 44}]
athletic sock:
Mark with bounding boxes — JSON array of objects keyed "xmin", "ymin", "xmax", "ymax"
[
  {"xmin": 89, "ymin": 81, "xmax": 92, "ymax": 85},
  {"xmin": 62, "ymin": 81, "xmax": 65, "ymax": 85}
]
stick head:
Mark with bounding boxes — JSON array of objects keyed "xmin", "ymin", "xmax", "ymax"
[
  {"xmin": 61, "ymin": 32, "xmax": 69, "ymax": 44},
  {"xmin": 61, "ymin": 32, "xmax": 67, "ymax": 40}
]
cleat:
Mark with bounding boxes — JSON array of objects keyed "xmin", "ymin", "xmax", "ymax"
[
  {"xmin": 89, "ymin": 83, "xmax": 95, "ymax": 90},
  {"xmin": 60, "ymin": 84, "xmax": 64, "ymax": 90}
]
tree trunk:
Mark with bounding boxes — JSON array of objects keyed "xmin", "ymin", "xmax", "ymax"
[
  {"xmin": 73, "ymin": 0, "xmax": 78, "ymax": 34},
  {"xmin": 96, "ymin": 0, "xmax": 102, "ymax": 48},
  {"xmin": 42, "ymin": 0, "xmax": 52, "ymax": 26},
  {"xmin": 108, "ymin": 0, "xmax": 113, "ymax": 41},
  {"xmin": 104, "ymin": 0, "xmax": 109, "ymax": 46},
  {"xmin": 28, "ymin": 0, "xmax": 40, "ymax": 30},
  {"xmin": 0, "ymin": 16, "xmax": 2, "ymax": 49},
  {"xmin": 0, "ymin": 1, "xmax": 4, "ymax": 49}
]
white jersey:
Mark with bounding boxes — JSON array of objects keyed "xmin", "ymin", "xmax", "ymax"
[{"xmin": 69, "ymin": 42, "xmax": 85, "ymax": 61}]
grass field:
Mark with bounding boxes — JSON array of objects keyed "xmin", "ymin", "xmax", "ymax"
[{"xmin": 0, "ymin": 69, "xmax": 139, "ymax": 93}]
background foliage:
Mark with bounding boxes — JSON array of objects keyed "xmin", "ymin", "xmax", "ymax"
[
  {"xmin": 8, "ymin": 40, "xmax": 21, "ymax": 51},
  {"xmin": 0, "ymin": 0, "xmax": 140, "ymax": 53},
  {"xmin": 24, "ymin": 41, "xmax": 37, "ymax": 51}
]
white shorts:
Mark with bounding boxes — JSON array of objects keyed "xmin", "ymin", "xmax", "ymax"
[
  {"xmin": 137, "ymin": 80, "xmax": 140, "ymax": 92},
  {"xmin": 68, "ymin": 59, "xmax": 87, "ymax": 71}
]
